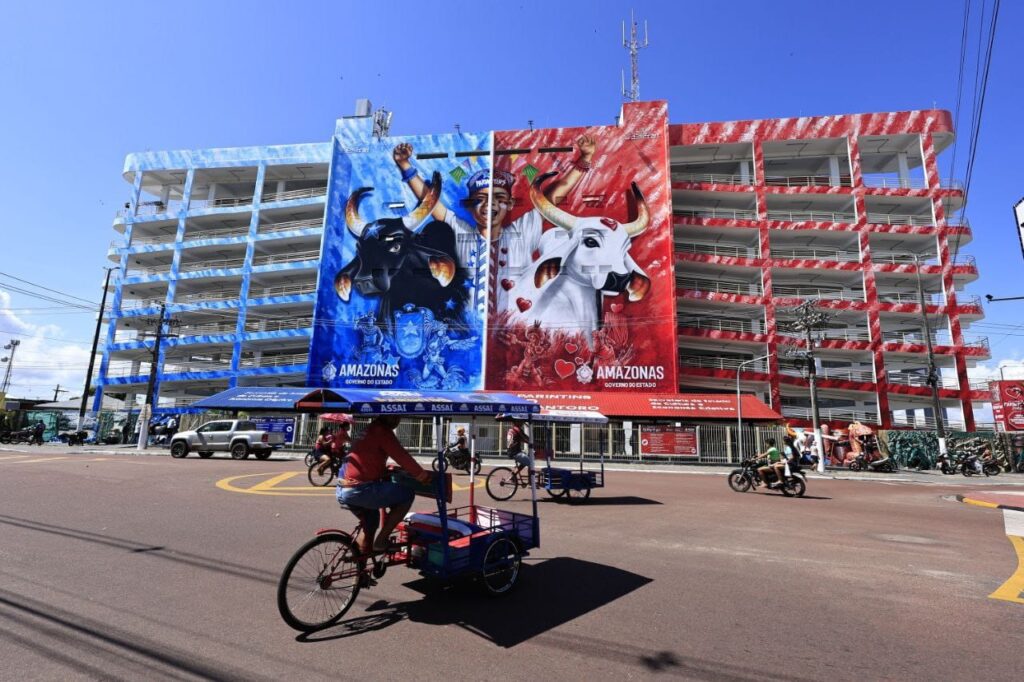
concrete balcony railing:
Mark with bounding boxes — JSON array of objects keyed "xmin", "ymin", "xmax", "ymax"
[
  {"xmin": 671, "ymin": 172, "xmax": 752, "ymax": 186},
  {"xmin": 258, "ymin": 218, "xmax": 324, "ymax": 234},
  {"xmin": 678, "ymin": 316, "xmax": 765, "ymax": 335},
  {"xmin": 773, "ymin": 286, "xmax": 863, "ymax": 301},
  {"xmin": 677, "ymin": 277, "xmax": 762, "ymax": 297},
  {"xmin": 766, "ymin": 209, "xmax": 857, "ymax": 223},
  {"xmin": 886, "ymin": 371, "xmax": 959, "ymax": 389},
  {"xmin": 782, "ymin": 367, "xmax": 875, "ymax": 383},
  {"xmin": 261, "ymin": 186, "xmax": 327, "ymax": 203},
  {"xmin": 244, "ymin": 317, "xmax": 313, "ymax": 333},
  {"xmin": 182, "ymin": 227, "xmax": 250, "ymax": 242},
  {"xmin": 680, "ymin": 355, "xmax": 768, "ymax": 373},
  {"xmin": 251, "ymin": 283, "xmax": 318, "ymax": 298},
  {"xmin": 675, "ymin": 207, "xmax": 757, "ymax": 221},
  {"xmin": 676, "ymin": 242, "xmax": 756, "ymax": 259},
  {"xmin": 179, "ymin": 257, "xmax": 246, "ymax": 273},
  {"xmin": 781, "ymin": 404, "xmax": 879, "ymax": 424},
  {"xmin": 764, "ymin": 174, "xmax": 852, "ymax": 188},
  {"xmin": 239, "ymin": 352, "xmax": 308, "ymax": 368},
  {"xmin": 120, "ymin": 297, "xmax": 165, "ymax": 310},
  {"xmin": 865, "ymin": 212, "xmax": 933, "ymax": 227},
  {"xmin": 175, "ymin": 289, "xmax": 240, "ymax": 305},
  {"xmin": 770, "ymin": 247, "xmax": 860, "ymax": 262},
  {"xmin": 252, "ymin": 250, "xmax": 320, "ymax": 267}
]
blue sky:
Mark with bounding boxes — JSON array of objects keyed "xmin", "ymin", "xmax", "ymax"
[{"xmin": 0, "ymin": 0, "xmax": 1020, "ymax": 399}]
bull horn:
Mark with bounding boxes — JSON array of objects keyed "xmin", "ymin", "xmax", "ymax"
[
  {"xmin": 621, "ymin": 182, "xmax": 650, "ymax": 237},
  {"xmin": 529, "ymin": 171, "xmax": 578, "ymax": 231},
  {"xmin": 345, "ymin": 187, "xmax": 373, "ymax": 238},
  {"xmin": 402, "ymin": 171, "xmax": 442, "ymax": 232}
]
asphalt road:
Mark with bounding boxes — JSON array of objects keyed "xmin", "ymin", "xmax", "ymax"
[{"xmin": 1, "ymin": 448, "xmax": 1021, "ymax": 681}]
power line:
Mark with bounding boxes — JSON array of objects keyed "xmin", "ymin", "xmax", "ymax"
[
  {"xmin": 0, "ymin": 271, "xmax": 99, "ymax": 306},
  {"xmin": 946, "ymin": 0, "xmax": 971, "ymax": 180}
]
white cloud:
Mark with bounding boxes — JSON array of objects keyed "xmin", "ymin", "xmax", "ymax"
[
  {"xmin": 0, "ymin": 290, "xmax": 93, "ymax": 401},
  {"xmin": 968, "ymin": 357, "xmax": 1024, "ymax": 384}
]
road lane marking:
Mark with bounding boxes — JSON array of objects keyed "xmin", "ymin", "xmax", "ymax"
[
  {"xmin": 216, "ymin": 471, "xmax": 483, "ymax": 497},
  {"xmin": 989, "ymin": 530, "xmax": 1024, "ymax": 605},
  {"xmin": 0, "ymin": 455, "xmax": 30, "ymax": 460},
  {"xmin": 10, "ymin": 457, "xmax": 69, "ymax": 464}
]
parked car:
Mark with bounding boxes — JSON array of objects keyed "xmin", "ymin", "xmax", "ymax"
[{"xmin": 169, "ymin": 420, "xmax": 283, "ymax": 460}]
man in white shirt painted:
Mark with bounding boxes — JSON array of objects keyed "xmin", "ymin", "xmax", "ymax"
[{"xmin": 392, "ymin": 136, "xmax": 596, "ymax": 314}]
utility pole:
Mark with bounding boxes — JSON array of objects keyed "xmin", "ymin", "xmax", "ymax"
[
  {"xmin": 621, "ymin": 11, "xmax": 649, "ymax": 102},
  {"xmin": 79, "ymin": 266, "xmax": 115, "ymax": 428},
  {"xmin": 783, "ymin": 301, "xmax": 832, "ymax": 472},
  {"xmin": 1, "ymin": 339, "xmax": 20, "ymax": 394},
  {"xmin": 913, "ymin": 254, "xmax": 947, "ymax": 455},
  {"xmin": 137, "ymin": 304, "xmax": 178, "ymax": 450},
  {"xmin": 52, "ymin": 384, "xmax": 68, "ymax": 401}
]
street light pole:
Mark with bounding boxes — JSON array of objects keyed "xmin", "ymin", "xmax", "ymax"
[
  {"xmin": 79, "ymin": 266, "xmax": 115, "ymax": 428},
  {"xmin": 736, "ymin": 353, "xmax": 772, "ymax": 463},
  {"xmin": 913, "ymin": 255, "xmax": 947, "ymax": 455}
]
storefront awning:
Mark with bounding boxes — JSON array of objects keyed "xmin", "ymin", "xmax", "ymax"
[
  {"xmin": 508, "ymin": 391, "xmax": 781, "ymax": 421},
  {"xmin": 190, "ymin": 387, "xmax": 538, "ymax": 416}
]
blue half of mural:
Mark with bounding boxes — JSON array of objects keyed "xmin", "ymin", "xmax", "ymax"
[{"xmin": 307, "ymin": 118, "xmax": 492, "ymax": 390}]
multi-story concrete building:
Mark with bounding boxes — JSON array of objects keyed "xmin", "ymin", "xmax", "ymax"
[{"xmin": 98, "ymin": 105, "xmax": 990, "ymax": 430}]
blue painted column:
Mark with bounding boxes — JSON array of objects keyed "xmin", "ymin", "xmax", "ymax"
[
  {"xmin": 92, "ymin": 171, "xmax": 144, "ymax": 413},
  {"xmin": 229, "ymin": 163, "xmax": 266, "ymax": 387}
]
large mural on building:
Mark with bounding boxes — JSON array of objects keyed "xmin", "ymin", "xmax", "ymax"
[
  {"xmin": 486, "ymin": 101, "xmax": 677, "ymax": 391},
  {"xmin": 309, "ymin": 101, "xmax": 677, "ymax": 393},
  {"xmin": 307, "ymin": 119, "xmax": 490, "ymax": 390}
]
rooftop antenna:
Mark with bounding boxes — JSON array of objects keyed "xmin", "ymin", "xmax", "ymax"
[
  {"xmin": 372, "ymin": 106, "xmax": 392, "ymax": 139},
  {"xmin": 454, "ymin": 123, "xmax": 461, "ymax": 134},
  {"xmin": 528, "ymin": 119, "xmax": 534, "ymax": 131},
  {"xmin": 621, "ymin": 10, "xmax": 648, "ymax": 102}
]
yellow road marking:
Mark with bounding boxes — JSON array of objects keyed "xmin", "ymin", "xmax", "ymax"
[
  {"xmin": 961, "ymin": 497, "xmax": 1000, "ymax": 509},
  {"xmin": 989, "ymin": 535, "xmax": 1024, "ymax": 605},
  {"xmin": 10, "ymin": 457, "xmax": 69, "ymax": 464},
  {"xmin": 216, "ymin": 471, "xmax": 484, "ymax": 497}
]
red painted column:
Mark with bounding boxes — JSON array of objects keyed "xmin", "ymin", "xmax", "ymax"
[
  {"xmin": 922, "ymin": 133, "xmax": 973, "ymax": 430},
  {"xmin": 753, "ymin": 139, "xmax": 781, "ymax": 411},
  {"xmin": 849, "ymin": 134, "xmax": 891, "ymax": 427}
]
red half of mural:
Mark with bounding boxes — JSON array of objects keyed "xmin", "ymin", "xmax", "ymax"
[{"xmin": 486, "ymin": 101, "xmax": 677, "ymax": 392}]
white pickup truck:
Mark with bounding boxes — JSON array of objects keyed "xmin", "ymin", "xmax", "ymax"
[{"xmin": 169, "ymin": 419, "xmax": 284, "ymax": 460}]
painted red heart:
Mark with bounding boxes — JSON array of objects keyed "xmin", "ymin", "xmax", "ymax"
[
  {"xmin": 574, "ymin": 357, "xmax": 585, "ymax": 366},
  {"xmin": 565, "ymin": 342, "xmax": 579, "ymax": 354},
  {"xmin": 498, "ymin": 260, "xmax": 507, "ymax": 267},
  {"xmin": 500, "ymin": 247, "xmax": 508, "ymax": 254},
  {"xmin": 610, "ymin": 303, "xmax": 624, "ymax": 313},
  {"xmin": 554, "ymin": 359, "xmax": 575, "ymax": 379},
  {"xmin": 516, "ymin": 297, "xmax": 532, "ymax": 312},
  {"xmin": 500, "ymin": 279, "xmax": 514, "ymax": 290}
]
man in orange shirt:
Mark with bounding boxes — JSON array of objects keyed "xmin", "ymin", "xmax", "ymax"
[{"xmin": 336, "ymin": 415, "xmax": 430, "ymax": 555}]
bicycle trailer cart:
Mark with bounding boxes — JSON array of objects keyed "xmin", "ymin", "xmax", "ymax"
[
  {"xmin": 263, "ymin": 388, "xmax": 540, "ymax": 632},
  {"xmin": 489, "ymin": 409, "xmax": 608, "ymax": 503}
]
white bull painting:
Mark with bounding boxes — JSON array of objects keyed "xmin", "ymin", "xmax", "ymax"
[{"xmin": 505, "ymin": 171, "xmax": 652, "ymax": 342}]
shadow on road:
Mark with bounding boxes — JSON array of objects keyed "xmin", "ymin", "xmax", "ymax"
[
  {"xmin": 540, "ymin": 495, "xmax": 663, "ymax": 506},
  {"xmin": 301, "ymin": 557, "xmax": 652, "ymax": 648}
]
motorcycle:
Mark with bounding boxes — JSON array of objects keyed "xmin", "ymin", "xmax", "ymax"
[
  {"xmin": 58, "ymin": 430, "xmax": 90, "ymax": 446},
  {"xmin": 848, "ymin": 451, "xmax": 898, "ymax": 473},
  {"xmin": 960, "ymin": 453, "xmax": 1000, "ymax": 477},
  {"xmin": 728, "ymin": 457, "xmax": 806, "ymax": 497},
  {"xmin": 0, "ymin": 428, "xmax": 42, "ymax": 445},
  {"xmin": 936, "ymin": 453, "xmax": 959, "ymax": 475},
  {"xmin": 432, "ymin": 443, "xmax": 481, "ymax": 475}
]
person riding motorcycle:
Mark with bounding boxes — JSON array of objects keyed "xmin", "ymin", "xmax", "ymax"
[{"xmin": 755, "ymin": 437, "xmax": 786, "ymax": 488}]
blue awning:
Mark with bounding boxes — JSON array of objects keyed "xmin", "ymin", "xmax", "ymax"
[
  {"xmin": 188, "ymin": 387, "xmax": 538, "ymax": 416},
  {"xmin": 189, "ymin": 387, "xmax": 321, "ymax": 410}
]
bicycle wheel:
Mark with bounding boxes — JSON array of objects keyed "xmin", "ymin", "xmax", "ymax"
[
  {"xmin": 479, "ymin": 535, "xmax": 522, "ymax": 596},
  {"xmin": 277, "ymin": 533, "xmax": 362, "ymax": 632},
  {"xmin": 304, "ymin": 452, "xmax": 318, "ymax": 467},
  {"xmin": 308, "ymin": 463, "xmax": 336, "ymax": 487},
  {"xmin": 485, "ymin": 467, "xmax": 520, "ymax": 501}
]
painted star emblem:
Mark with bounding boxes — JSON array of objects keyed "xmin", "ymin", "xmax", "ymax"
[{"xmin": 445, "ymin": 298, "xmax": 457, "ymax": 310}]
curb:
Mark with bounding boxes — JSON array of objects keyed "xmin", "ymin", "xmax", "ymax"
[{"xmin": 956, "ymin": 494, "xmax": 1024, "ymax": 513}]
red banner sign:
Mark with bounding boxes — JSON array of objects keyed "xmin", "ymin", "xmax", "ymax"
[
  {"xmin": 640, "ymin": 425, "xmax": 698, "ymax": 457},
  {"xmin": 991, "ymin": 380, "xmax": 1024, "ymax": 432}
]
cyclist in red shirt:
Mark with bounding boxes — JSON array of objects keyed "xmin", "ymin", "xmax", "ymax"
[{"xmin": 337, "ymin": 415, "xmax": 430, "ymax": 555}]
